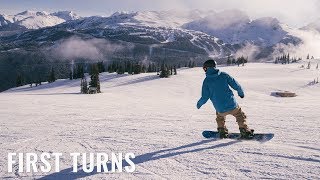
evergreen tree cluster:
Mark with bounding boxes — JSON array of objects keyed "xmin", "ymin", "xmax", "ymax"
[
  {"xmin": 274, "ymin": 53, "xmax": 301, "ymax": 64},
  {"xmin": 226, "ymin": 56, "xmax": 248, "ymax": 66},
  {"xmin": 80, "ymin": 63, "xmax": 102, "ymax": 94},
  {"xmin": 106, "ymin": 61, "xmax": 161, "ymax": 75},
  {"xmin": 16, "ymin": 67, "xmax": 57, "ymax": 87},
  {"xmin": 185, "ymin": 60, "xmax": 196, "ymax": 68},
  {"xmin": 306, "ymin": 54, "xmax": 314, "ymax": 60},
  {"xmin": 237, "ymin": 56, "xmax": 248, "ymax": 66},
  {"xmin": 159, "ymin": 63, "xmax": 178, "ymax": 78},
  {"xmin": 70, "ymin": 64, "xmax": 85, "ymax": 80}
]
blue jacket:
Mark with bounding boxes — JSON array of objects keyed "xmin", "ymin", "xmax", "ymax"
[{"xmin": 197, "ymin": 68, "xmax": 244, "ymax": 113}]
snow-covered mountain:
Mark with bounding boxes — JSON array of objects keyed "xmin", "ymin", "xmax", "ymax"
[
  {"xmin": 133, "ymin": 10, "xmax": 214, "ymax": 27},
  {"xmin": 0, "ymin": 9, "xmax": 306, "ymax": 64},
  {"xmin": 0, "ymin": 10, "xmax": 240, "ymax": 59},
  {"xmin": 0, "ymin": 14, "xmax": 11, "ymax": 26},
  {"xmin": 0, "ymin": 10, "xmax": 80, "ymax": 30},
  {"xmin": 59, "ymin": 10, "xmax": 214, "ymax": 30},
  {"xmin": 301, "ymin": 18, "xmax": 320, "ymax": 32},
  {"xmin": 0, "ymin": 9, "xmax": 299, "ymax": 48},
  {"xmin": 51, "ymin": 11, "xmax": 80, "ymax": 21},
  {"xmin": 182, "ymin": 10, "xmax": 289, "ymax": 46}
]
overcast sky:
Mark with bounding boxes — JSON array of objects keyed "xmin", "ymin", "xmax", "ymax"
[{"xmin": 0, "ymin": 0, "xmax": 319, "ymax": 27}]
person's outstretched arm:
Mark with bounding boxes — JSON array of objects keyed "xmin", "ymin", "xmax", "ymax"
[
  {"xmin": 227, "ymin": 74, "xmax": 244, "ymax": 98},
  {"xmin": 197, "ymin": 79, "xmax": 210, "ymax": 109}
]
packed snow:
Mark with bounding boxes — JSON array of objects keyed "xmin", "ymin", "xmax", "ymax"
[{"xmin": 0, "ymin": 62, "xmax": 319, "ymax": 179}]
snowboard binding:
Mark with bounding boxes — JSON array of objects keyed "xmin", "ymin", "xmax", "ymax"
[
  {"xmin": 217, "ymin": 127, "xmax": 229, "ymax": 139},
  {"xmin": 239, "ymin": 128, "xmax": 254, "ymax": 139}
]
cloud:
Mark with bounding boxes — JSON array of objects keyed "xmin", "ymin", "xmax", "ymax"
[
  {"xmin": 52, "ymin": 36, "xmax": 124, "ymax": 61},
  {"xmin": 234, "ymin": 43, "xmax": 260, "ymax": 62},
  {"xmin": 272, "ymin": 29, "xmax": 320, "ymax": 59}
]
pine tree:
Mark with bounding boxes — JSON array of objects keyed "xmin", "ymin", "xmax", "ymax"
[
  {"xmin": 48, "ymin": 67, "xmax": 56, "ymax": 83},
  {"xmin": 117, "ymin": 64, "xmax": 125, "ymax": 74},
  {"xmin": 141, "ymin": 64, "xmax": 146, "ymax": 73},
  {"xmin": 316, "ymin": 63, "xmax": 318, "ymax": 69},
  {"xmin": 159, "ymin": 63, "xmax": 170, "ymax": 78},
  {"xmin": 133, "ymin": 63, "xmax": 141, "ymax": 74},
  {"xmin": 232, "ymin": 58, "xmax": 236, "ymax": 64},
  {"xmin": 128, "ymin": 63, "xmax": 133, "ymax": 75},
  {"xmin": 242, "ymin": 56, "xmax": 245, "ymax": 66},
  {"xmin": 73, "ymin": 66, "xmax": 77, "ymax": 79},
  {"xmin": 147, "ymin": 63, "xmax": 152, "ymax": 73},
  {"xmin": 174, "ymin": 66, "xmax": 177, "ymax": 75},
  {"xmin": 97, "ymin": 61, "xmax": 105, "ymax": 73},
  {"xmin": 156, "ymin": 65, "xmax": 160, "ymax": 75},
  {"xmin": 16, "ymin": 73, "xmax": 23, "ymax": 87},
  {"xmin": 75, "ymin": 64, "xmax": 84, "ymax": 79},
  {"xmin": 89, "ymin": 64, "xmax": 101, "ymax": 93},
  {"xmin": 307, "ymin": 61, "xmax": 311, "ymax": 69},
  {"xmin": 307, "ymin": 54, "xmax": 310, "ymax": 59},
  {"xmin": 275, "ymin": 57, "xmax": 279, "ymax": 64},
  {"xmin": 81, "ymin": 77, "xmax": 88, "ymax": 94},
  {"xmin": 227, "ymin": 56, "xmax": 231, "ymax": 66},
  {"xmin": 80, "ymin": 65, "xmax": 84, "ymax": 79}
]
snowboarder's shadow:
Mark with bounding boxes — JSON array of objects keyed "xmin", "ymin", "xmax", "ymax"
[{"xmin": 39, "ymin": 139, "xmax": 238, "ymax": 179}]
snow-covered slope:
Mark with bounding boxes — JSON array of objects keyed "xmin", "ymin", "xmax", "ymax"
[
  {"xmin": 0, "ymin": 62, "xmax": 319, "ymax": 179},
  {"xmin": 183, "ymin": 10, "xmax": 289, "ymax": 46},
  {"xmin": 0, "ymin": 10, "xmax": 80, "ymax": 30}
]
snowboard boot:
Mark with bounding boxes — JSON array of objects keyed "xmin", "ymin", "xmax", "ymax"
[
  {"xmin": 217, "ymin": 127, "xmax": 229, "ymax": 138},
  {"xmin": 239, "ymin": 128, "xmax": 254, "ymax": 139}
]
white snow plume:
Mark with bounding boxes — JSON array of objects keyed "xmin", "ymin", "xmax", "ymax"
[
  {"xmin": 53, "ymin": 36, "xmax": 124, "ymax": 61},
  {"xmin": 234, "ymin": 43, "xmax": 260, "ymax": 62},
  {"xmin": 272, "ymin": 29, "xmax": 320, "ymax": 59}
]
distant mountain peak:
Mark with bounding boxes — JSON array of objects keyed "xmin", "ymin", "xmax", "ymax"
[
  {"xmin": 301, "ymin": 18, "xmax": 320, "ymax": 32},
  {"xmin": 51, "ymin": 11, "xmax": 80, "ymax": 21},
  {"xmin": 0, "ymin": 10, "xmax": 80, "ymax": 30},
  {"xmin": 16, "ymin": 10, "xmax": 49, "ymax": 16}
]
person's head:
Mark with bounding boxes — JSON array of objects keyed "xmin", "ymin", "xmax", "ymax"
[{"xmin": 203, "ymin": 59, "xmax": 217, "ymax": 72}]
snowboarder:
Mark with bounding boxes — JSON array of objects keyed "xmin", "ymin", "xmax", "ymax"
[{"xmin": 196, "ymin": 59, "xmax": 254, "ymax": 139}]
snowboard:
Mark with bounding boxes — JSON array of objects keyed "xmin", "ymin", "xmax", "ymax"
[{"xmin": 202, "ymin": 130, "xmax": 274, "ymax": 143}]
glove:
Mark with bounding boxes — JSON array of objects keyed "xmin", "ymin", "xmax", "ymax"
[
  {"xmin": 238, "ymin": 92, "xmax": 244, "ymax": 99},
  {"xmin": 196, "ymin": 101, "xmax": 202, "ymax": 109}
]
